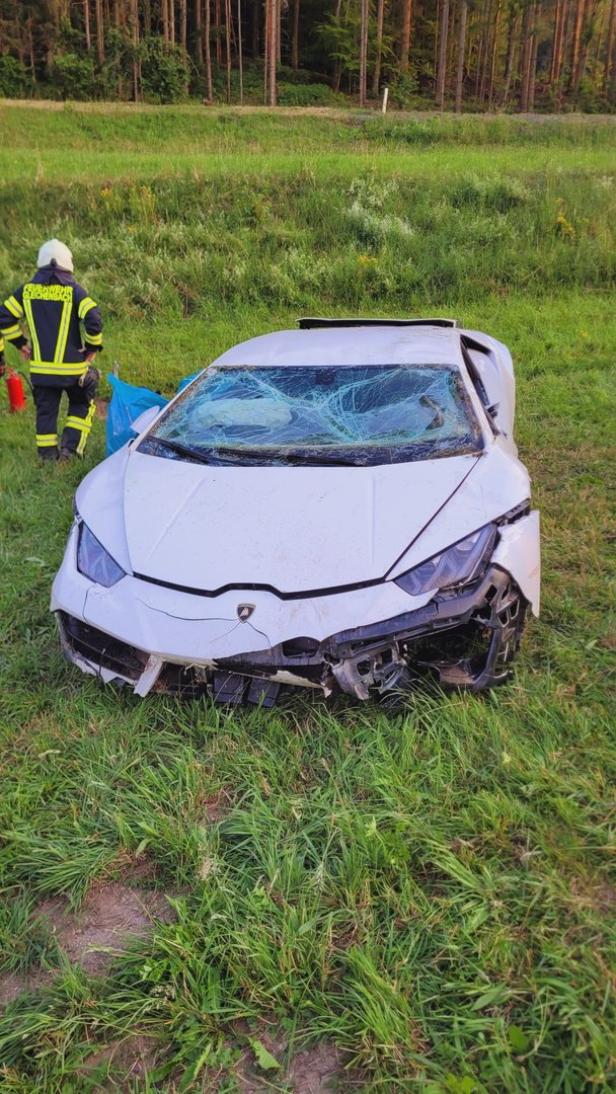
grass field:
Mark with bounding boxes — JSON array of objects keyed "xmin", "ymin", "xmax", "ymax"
[{"xmin": 0, "ymin": 105, "xmax": 615, "ymax": 1092}]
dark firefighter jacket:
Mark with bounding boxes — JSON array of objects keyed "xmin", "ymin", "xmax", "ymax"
[{"xmin": 0, "ymin": 265, "xmax": 103, "ymax": 386}]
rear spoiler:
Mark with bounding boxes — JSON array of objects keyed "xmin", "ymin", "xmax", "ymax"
[{"xmin": 298, "ymin": 317, "xmax": 459, "ymax": 330}]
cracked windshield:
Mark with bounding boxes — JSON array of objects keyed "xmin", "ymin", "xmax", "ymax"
[{"xmin": 143, "ymin": 365, "xmax": 481, "ymax": 465}]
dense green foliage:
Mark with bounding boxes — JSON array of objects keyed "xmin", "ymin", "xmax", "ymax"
[
  {"xmin": 0, "ymin": 107, "xmax": 615, "ymax": 1091},
  {"xmin": 1, "ymin": 0, "xmax": 615, "ymax": 111}
]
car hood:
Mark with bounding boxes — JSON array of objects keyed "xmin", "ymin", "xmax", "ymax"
[{"xmin": 119, "ymin": 450, "xmax": 479, "ymax": 594}]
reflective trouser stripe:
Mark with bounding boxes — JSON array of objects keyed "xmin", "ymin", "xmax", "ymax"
[
  {"xmin": 76, "ymin": 402, "xmax": 96, "ymax": 456},
  {"xmin": 65, "ymin": 416, "xmax": 89, "ymax": 431},
  {"xmin": 36, "ymin": 434, "xmax": 58, "ymax": 447},
  {"xmin": 63, "ymin": 405, "xmax": 96, "ymax": 457}
]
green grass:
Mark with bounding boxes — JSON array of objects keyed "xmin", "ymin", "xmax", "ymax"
[{"xmin": 0, "ymin": 106, "xmax": 615, "ymax": 1091}]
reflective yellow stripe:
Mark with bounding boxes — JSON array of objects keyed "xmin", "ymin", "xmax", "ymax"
[
  {"xmin": 84, "ymin": 332, "xmax": 103, "ymax": 346},
  {"xmin": 4, "ymin": 295, "xmax": 23, "ymax": 318},
  {"xmin": 22, "ymin": 294, "xmax": 41, "ymax": 362},
  {"xmin": 36, "ymin": 435, "xmax": 58, "ymax": 447},
  {"xmin": 54, "ymin": 291, "xmax": 74, "ymax": 364},
  {"xmin": 65, "ymin": 416, "xmax": 90, "ymax": 432},
  {"xmin": 78, "ymin": 296, "xmax": 97, "ymax": 319},
  {"xmin": 30, "ymin": 361, "xmax": 87, "ymax": 376},
  {"xmin": 77, "ymin": 402, "xmax": 96, "ymax": 456},
  {"xmin": 1, "ymin": 323, "xmax": 22, "ymax": 339}
]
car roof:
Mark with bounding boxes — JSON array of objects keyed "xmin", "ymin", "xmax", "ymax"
[{"xmin": 213, "ymin": 324, "xmax": 466, "ymax": 368}]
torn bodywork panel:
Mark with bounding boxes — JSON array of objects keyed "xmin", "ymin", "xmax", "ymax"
[{"xmin": 56, "ymin": 562, "xmax": 529, "ymax": 704}]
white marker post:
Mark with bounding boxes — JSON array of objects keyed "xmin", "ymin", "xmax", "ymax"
[{"xmin": 382, "ymin": 86, "xmax": 389, "ymax": 115}]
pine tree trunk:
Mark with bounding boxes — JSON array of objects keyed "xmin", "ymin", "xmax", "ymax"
[
  {"xmin": 372, "ymin": 0, "xmax": 385, "ymax": 93},
  {"xmin": 205, "ymin": 0, "xmax": 213, "ymax": 98},
  {"xmin": 502, "ymin": 8, "xmax": 517, "ymax": 105},
  {"xmin": 475, "ymin": 13, "xmax": 484, "ymax": 98},
  {"xmin": 291, "ymin": 0, "xmax": 300, "ymax": 68},
  {"xmin": 180, "ymin": 0, "xmax": 187, "ymax": 48},
  {"xmin": 528, "ymin": 17, "xmax": 538, "ymax": 108},
  {"xmin": 570, "ymin": 0, "xmax": 587, "ymax": 92},
  {"xmin": 479, "ymin": 0, "xmax": 493, "ymax": 103},
  {"xmin": 195, "ymin": 0, "xmax": 204, "ymax": 65},
  {"xmin": 237, "ymin": 0, "xmax": 244, "ymax": 100},
  {"xmin": 519, "ymin": 2, "xmax": 534, "ymax": 110},
  {"xmin": 131, "ymin": 0, "xmax": 140, "ymax": 101},
  {"xmin": 224, "ymin": 0, "xmax": 232, "ymax": 100},
  {"xmin": 162, "ymin": 0, "xmax": 169, "ymax": 40},
  {"xmin": 455, "ymin": 0, "xmax": 467, "ymax": 111},
  {"xmin": 400, "ymin": 0, "xmax": 412, "ymax": 72},
  {"xmin": 487, "ymin": 0, "xmax": 500, "ymax": 109},
  {"xmin": 270, "ymin": 0, "xmax": 278, "ymax": 103},
  {"xmin": 359, "ymin": 0, "xmax": 369, "ymax": 105},
  {"xmin": 84, "ymin": 0, "xmax": 91, "ymax": 50},
  {"xmin": 28, "ymin": 17, "xmax": 37, "ymax": 81},
  {"xmin": 95, "ymin": 0, "xmax": 105, "ymax": 63},
  {"xmin": 264, "ymin": 0, "xmax": 270, "ymax": 101},
  {"xmin": 550, "ymin": 0, "xmax": 562, "ymax": 80},
  {"xmin": 169, "ymin": 0, "xmax": 176, "ymax": 43},
  {"xmin": 436, "ymin": 0, "xmax": 450, "ymax": 107}
]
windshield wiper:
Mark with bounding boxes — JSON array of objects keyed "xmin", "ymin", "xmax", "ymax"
[{"xmin": 145, "ymin": 437, "xmax": 214, "ymax": 465}]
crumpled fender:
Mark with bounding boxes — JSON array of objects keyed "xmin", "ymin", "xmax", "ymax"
[{"xmin": 493, "ymin": 510, "xmax": 540, "ymax": 615}]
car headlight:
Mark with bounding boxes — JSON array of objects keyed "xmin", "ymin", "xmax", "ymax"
[
  {"xmin": 394, "ymin": 523, "xmax": 497, "ymax": 596},
  {"xmin": 77, "ymin": 522, "xmax": 126, "ymax": 587}
]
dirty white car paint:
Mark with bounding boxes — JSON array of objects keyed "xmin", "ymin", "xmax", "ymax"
[{"xmin": 52, "ymin": 320, "xmax": 540, "ymax": 705}]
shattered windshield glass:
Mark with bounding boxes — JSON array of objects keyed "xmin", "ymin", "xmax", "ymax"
[{"xmin": 141, "ymin": 365, "xmax": 482, "ymax": 466}]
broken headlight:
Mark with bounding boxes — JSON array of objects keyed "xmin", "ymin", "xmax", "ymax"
[
  {"xmin": 77, "ymin": 522, "xmax": 125, "ymax": 587},
  {"xmin": 394, "ymin": 523, "xmax": 497, "ymax": 596}
]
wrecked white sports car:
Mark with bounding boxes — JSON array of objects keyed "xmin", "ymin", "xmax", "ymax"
[{"xmin": 52, "ymin": 319, "xmax": 540, "ymax": 706}]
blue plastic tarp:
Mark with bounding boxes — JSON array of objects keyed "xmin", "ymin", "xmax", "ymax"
[
  {"xmin": 105, "ymin": 372, "xmax": 201, "ymax": 455},
  {"xmin": 105, "ymin": 374, "xmax": 168, "ymax": 456}
]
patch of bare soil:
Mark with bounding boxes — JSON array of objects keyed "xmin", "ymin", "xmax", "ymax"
[
  {"xmin": 78, "ymin": 1034, "xmax": 161, "ymax": 1083},
  {"xmin": 94, "ymin": 396, "xmax": 109, "ymax": 420},
  {"xmin": 0, "ymin": 968, "xmax": 54, "ymax": 1007},
  {"xmin": 0, "ymin": 883, "xmax": 175, "ymax": 1010},
  {"xmin": 36, "ymin": 882, "xmax": 174, "ymax": 976},
  {"xmin": 235, "ymin": 1029, "xmax": 364, "ymax": 1093}
]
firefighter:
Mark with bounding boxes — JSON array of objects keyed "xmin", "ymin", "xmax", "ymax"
[{"xmin": 0, "ymin": 239, "xmax": 103, "ymax": 460}]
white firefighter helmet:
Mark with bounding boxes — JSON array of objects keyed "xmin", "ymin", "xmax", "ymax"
[{"xmin": 37, "ymin": 239, "xmax": 74, "ymax": 273}]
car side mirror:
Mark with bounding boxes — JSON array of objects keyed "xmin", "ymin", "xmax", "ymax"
[{"xmin": 130, "ymin": 406, "xmax": 160, "ymax": 435}]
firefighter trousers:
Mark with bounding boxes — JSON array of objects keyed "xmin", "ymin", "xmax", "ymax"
[{"xmin": 33, "ymin": 381, "xmax": 96, "ymax": 460}]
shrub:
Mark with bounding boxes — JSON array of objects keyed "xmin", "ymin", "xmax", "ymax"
[
  {"xmin": 387, "ymin": 70, "xmax": 421, "ymax": 109},
  {"xmin": 140, "ymin": 37, "xmax": 189, "ymax": 103},
  {"xmin": 50, "ymin": 53, "xmax": 100, "ymax": 100},
  {"xmin": 0, "ymin": 55, "xmax": 29, "ymax": 98},
  {"xmin": 277, "ymin": 81, "xmax": 343, "ymax": 106}
]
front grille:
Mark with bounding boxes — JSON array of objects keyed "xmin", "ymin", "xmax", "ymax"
[{"xmin": 59, "ymin": 613, "xmax": 147, "ymax": 681}]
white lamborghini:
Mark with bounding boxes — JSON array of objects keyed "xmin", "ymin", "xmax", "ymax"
[{"xmin": 51, "ymin": 318, "xmax": 540, "ymax": 705}]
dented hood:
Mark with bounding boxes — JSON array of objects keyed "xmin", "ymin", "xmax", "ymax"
[{"xmin": 120, "ymin": 450, "xmax": 478, "ymax": 593}]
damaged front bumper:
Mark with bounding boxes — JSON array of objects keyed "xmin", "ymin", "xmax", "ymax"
[{"xmin": 56, "ymin": 564, "xmax": 528, "ymax": 704}]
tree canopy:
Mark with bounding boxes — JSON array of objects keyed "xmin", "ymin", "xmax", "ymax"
[{"xmin": 0, "ymin": 0, "xmax": 614, "ymax": 111}]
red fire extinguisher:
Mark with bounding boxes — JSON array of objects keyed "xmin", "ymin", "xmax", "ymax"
[{"xmin": 6, "ymin": 368, "xmax": 27, "ymax": 412}]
